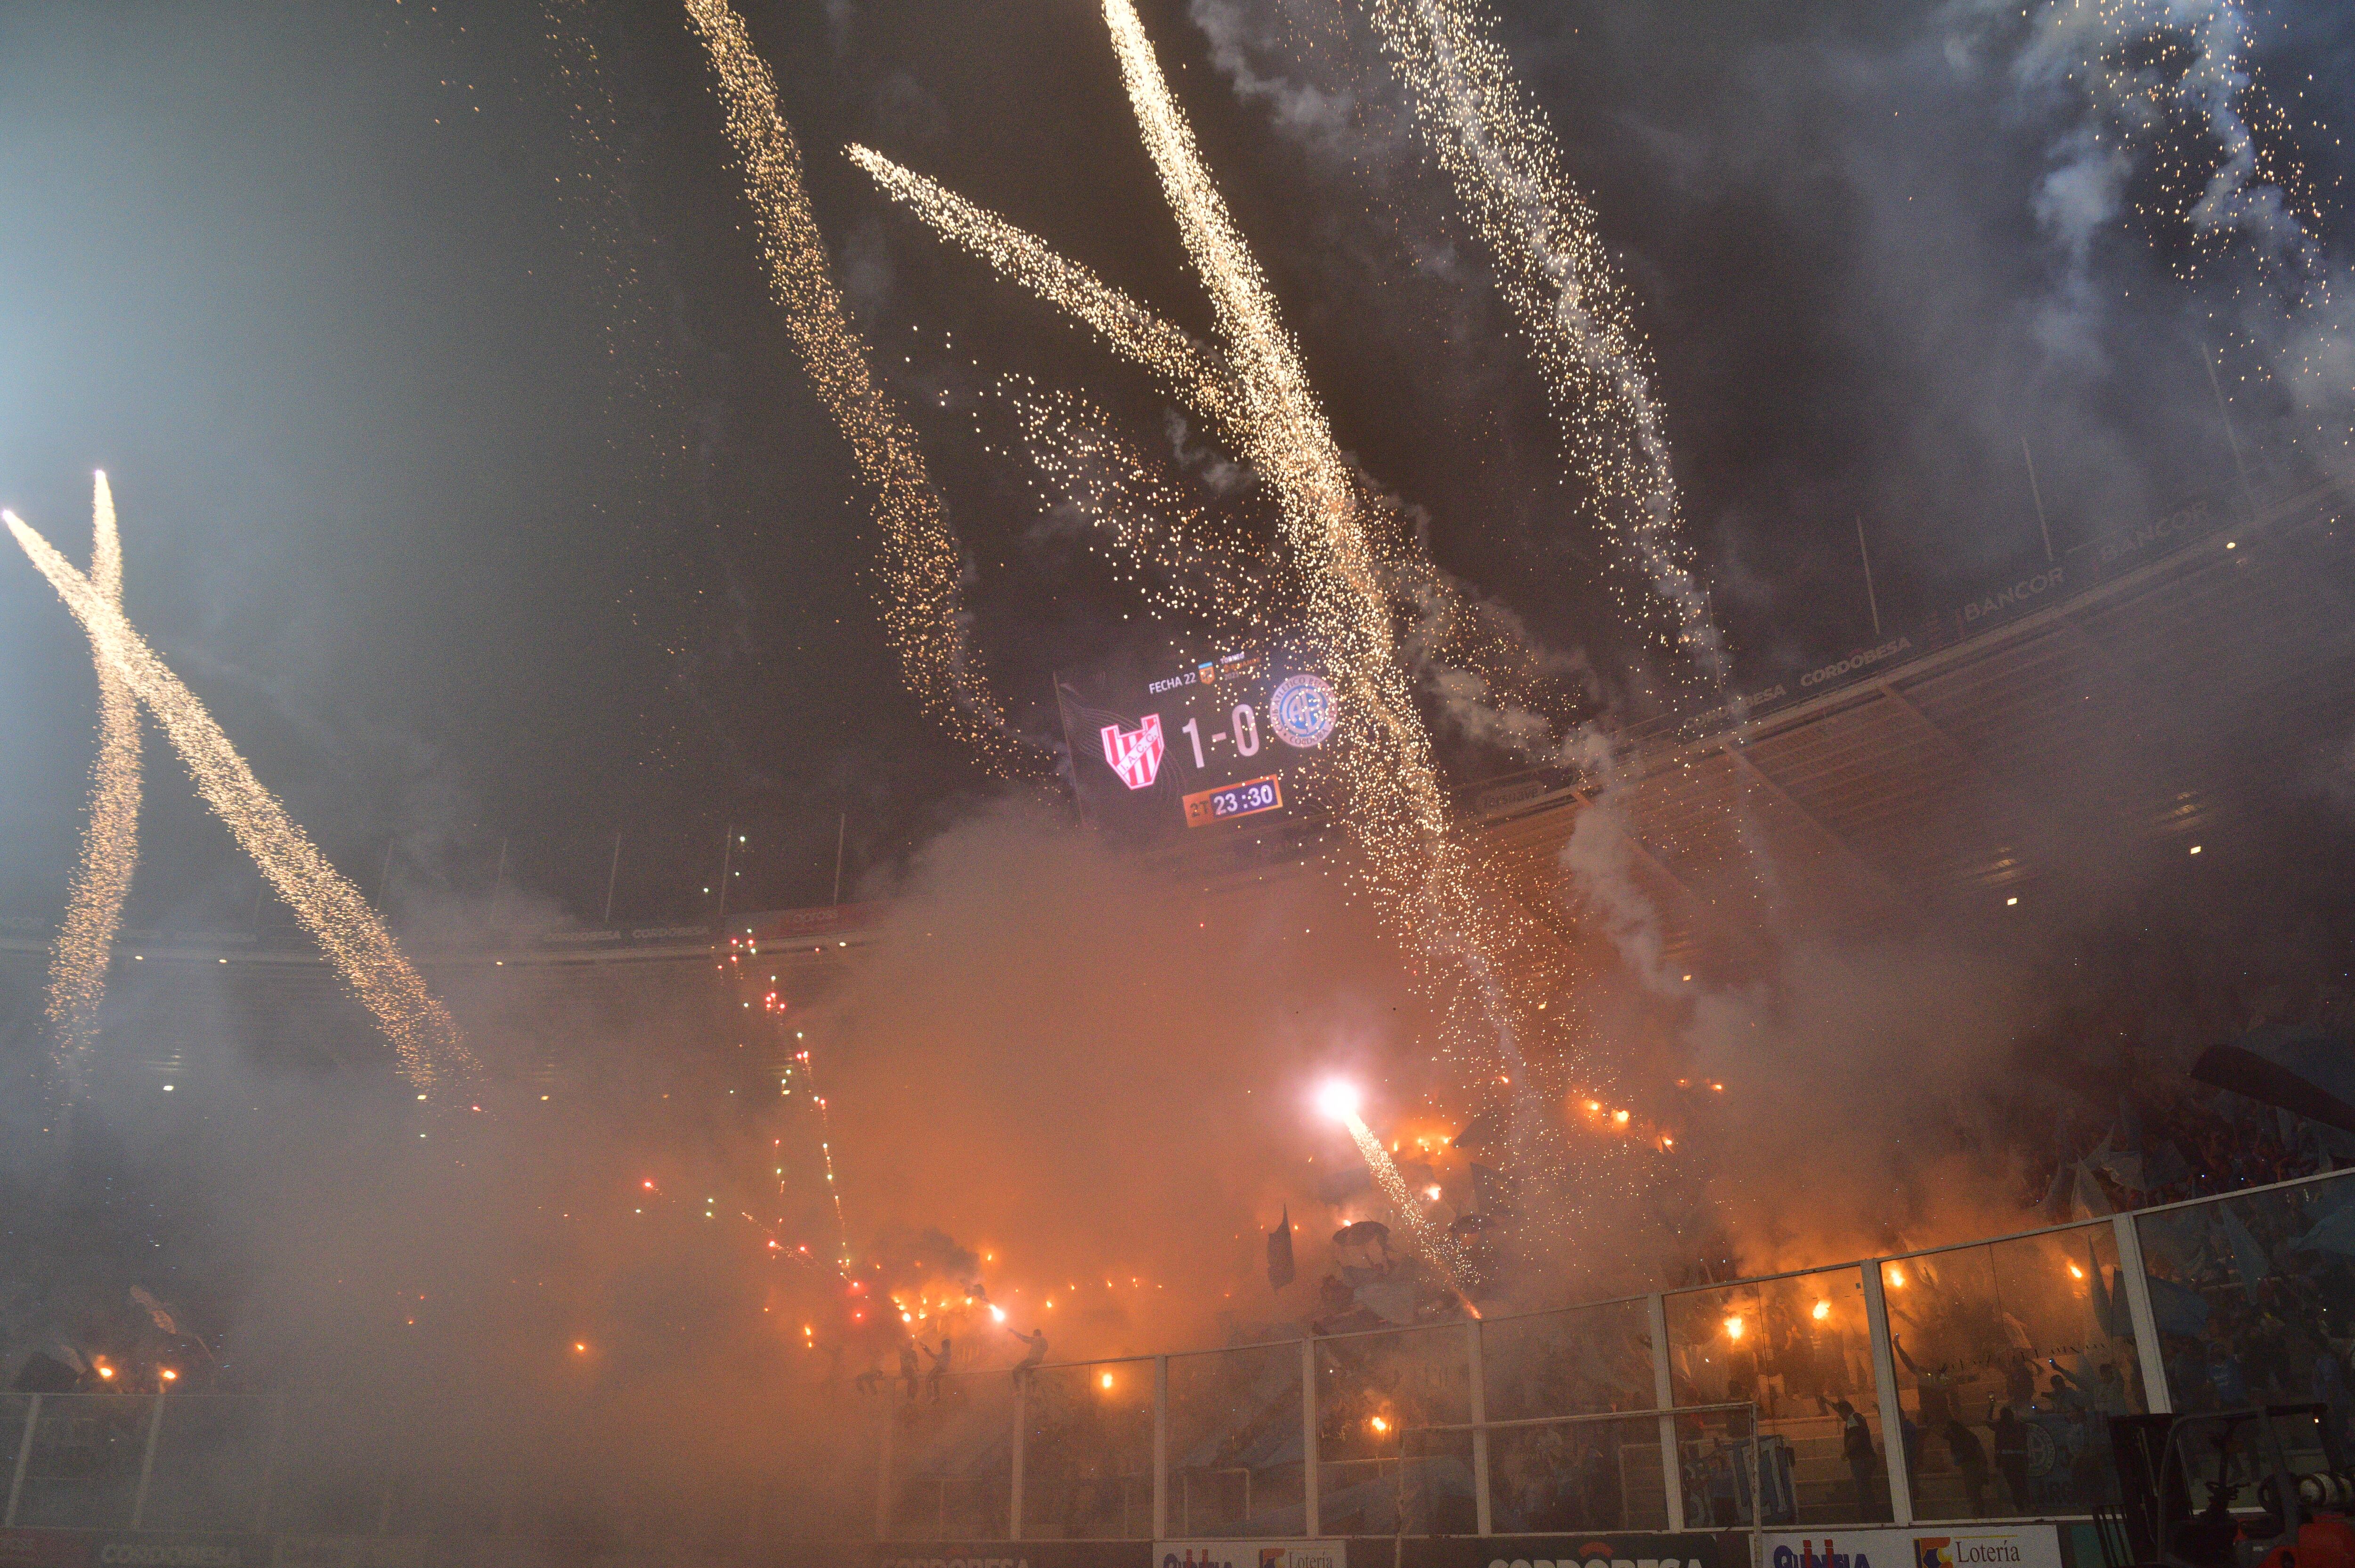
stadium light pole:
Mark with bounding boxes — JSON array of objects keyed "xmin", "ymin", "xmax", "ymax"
[
  {"xmin": 832, "ymin": 811, "xmax": 847, "ymax": 906},
  {"xmin": 602, "ymin": 832, "xmax": 622, "ymax": 928},
  {"xmin": 717, "ymin": 825, "xmax": 734, "ymax": 921}
]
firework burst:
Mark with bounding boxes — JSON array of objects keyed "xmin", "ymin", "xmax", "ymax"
[
  {"xmin": 709, "ymin": 0, "xmax": 1638, "ymax": 1249},
  {"xmin": 684, "ymin": 0, "xmax": 1045, "ymax": 777},
  {"xmin": 1362, "ymin": 0, "xmax": 1723, "ymax": 701},
  {"xmin": 43, "ymin": 472, "xmax": 140, "ymax": 1107},
  {"xmin": 1002, "ymin": 384, "xmax": 1275, "ymax": 633},
  {"xmin": 7, "ymin": 510, "xmax": 474, "ymax": 1090},
  {"xmin": 847, "ymin": 148, "xmax": 1243, "ymax": 429}
]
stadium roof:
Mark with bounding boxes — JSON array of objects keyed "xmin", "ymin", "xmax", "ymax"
[{"xmin": 1468, "ymin": 476, "xmax": 2354, "ymax": 965}]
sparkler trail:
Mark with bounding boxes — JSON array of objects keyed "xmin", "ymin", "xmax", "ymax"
[
  {"xmin": 683, "ymin": 0, "xmax": 1045, "ymax": 778},
  {"xmin": 1096, "ymin": 0, "xmax": 1551, "ymax": 1104},
  {"xmin": 44, "ymin": 472, "xmax": 139, "ymax": 1106},
  {"xmin": 1333, "ymin": 1102, "xmax": 1468, "ymax": 1290},
  {"xmin": 833, "ymin": 0, "xmax": 1581, "ymax": 1146},
  {"xmin": 1360, "ymin": 0, "xmax": 1725, "ymax": 696},
  {"xmin": 6, "ymin": 511, "xmax": 473, "ymax": 1090},
  {"xmin": 2025, "ymin": 0, "xmax": 2331, "ymax": 299},
  {"xmin": 1005, "ymin": 385, "xmax": 1275, "ymax": 632},
  {"xmin": 848, "ymin": 148, "xmax": 1243, "ymax": 428},
  {"xmin": 2017, "ymin": 0, "xmax": 2347, "ymax": 466}
]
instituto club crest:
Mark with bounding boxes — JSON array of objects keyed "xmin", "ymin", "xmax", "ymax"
[{"xmin": 1101, "ymin": 713, "xmax": 1166, "ymax": 790}]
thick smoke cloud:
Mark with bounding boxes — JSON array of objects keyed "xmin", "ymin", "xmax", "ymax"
[{"xmin": 814, "ymin": 797, "xmax": 1454, "ymax": 1356}]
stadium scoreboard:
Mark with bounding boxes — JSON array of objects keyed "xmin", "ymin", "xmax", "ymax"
[{"xmin": 1055, "ymin": 644, "xmax": 1337, "ymax": 841}]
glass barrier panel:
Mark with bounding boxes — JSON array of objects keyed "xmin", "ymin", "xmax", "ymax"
[
  {"xmin": 1489, "ymin": 1412, "xmax": 1673, "ymax": 1533},
  {"xmin": 1668, "ymin": 1266, "xmax": 1888, "ymax": 1523},
  {"xmin": 1673, "ymin": 1405, "xmax": 1773, "ymax": 1529},
  {"xmin": 1483, "ymin": 1301, "xmax": 1657, "ymax": 1421},
  {"xmin": 141, "ymin": 1396, "xmax": 271, "ymax": 1531},
  {"xmin": 1316, "ymin": 1325, "xmax": 1474, "ymax": 1535},
  {"xmin": 884, "ymin": 1372, "xmax": 1013, "ymax": 1539},
  {"xmin": 1884, "ymin": 1223, "xmax": 2141, "ymax": 1520},
  {"xmin": 0, "ymin": 1394, "xmax": 27, "ymax": 1518},
  {"xmin": 1166, "ymin": 1342, "xmax": 1304, "ymax": 1537},
  {"xmin": 769, "ymin": 1389, "xmax": 885, "ymax": 1539},
  {"xmin": 266, "ymin": 1401, "xmax": 405, "ymax": 1536},
  {"xmin": 14, "ymin": 1392, "xmax": 151, "ymax": 1528},
  {"xmin": 1021, "ymin": 1362, "xmax": 1153, "ymax": 1539},
  {"xmin": 2137, "ymin": 1171, "xmax": 2355, "ymax": 1454}
]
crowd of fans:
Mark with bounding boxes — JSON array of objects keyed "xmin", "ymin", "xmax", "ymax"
[{"xmin": 2023, "ymin": 1088, "xmax": 2347, "ymax": 1220}]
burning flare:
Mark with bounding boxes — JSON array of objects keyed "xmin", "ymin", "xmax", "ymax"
[{"xmin": 1320, "ymin": 1083, "xmax": 1468, "ymax": 1288}]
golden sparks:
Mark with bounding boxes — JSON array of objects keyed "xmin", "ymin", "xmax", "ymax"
[
  {"xmin": 683, "ymin": 0, "xmax": 1045, "ymax": 777},
  {"xmin": 1364, "ymin": 0, "xmax": 1723, "ymax": 701},
  {"xmin": 44, "ymin": 472, "xmax": 139, "ymax": 1105},
  {"xmin": 847, "ymin": 147, "xmax": 1243, "ymax": 428},
  {"xmin": 1092, "ymin": 0, "xmax": 1551, "ymax": 1109},
  {"xmin": 6, "ymin": 509, "xmax": 474, "ymax": 1090},
  {"xmin": 2039, "ymin": 0, "xmax": 2332, "ymax": 299},
  {"xmin": 1342, "ymin": 1107, "xmax": 1468, "ymax": 1290},
  {"xmin": 1002, "ymin": 384, "xmax": 1275, "ymax": 633},
  {"xmin": 817, "ymin": 0, "xmax": 1596, "ymax": 1232}
]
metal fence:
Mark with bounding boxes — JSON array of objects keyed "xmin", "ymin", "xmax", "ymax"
[{"xmin": 12, "ymin": 1167, "xmax": 2353, "ymax": 1541}]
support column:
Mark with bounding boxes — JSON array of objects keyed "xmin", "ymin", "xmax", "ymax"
[
  {"xmin": 251, "ymin": 1398, "xmax": 283, "ymax": 1534},
  {"xmin": 1648, "ymin": 1295, "xmax": 1684, "ymax": 1534},
  {"xmin": 876, "ymin": 1407, "xmax": 893, "ymax": 1541},
  {"xmin": 2113, "ymin": 1213, "xmax": 2173, "ymax": 1413},
  {"xmin": 1153, "ymin": 1358, "xmax": 1169, "ymax": 1540},
  {"xmin": 1861, "ymin": 1263, "xmax": 1914, "ymax": 1526},
  {"xmin": 130, "ymin": 1389, "xmax": 167, "ymax": 1529},
  {"xmin": 1010, "ymin": 1374, "xmax": 1027, "ymax": 1540},
  {"xmin": 1301, "ymin": 1336, "xmax": 1320, "ymax": 1538},
  {"xmin": 1466, "ymin": 1317, "xmax": 1492, "ymax": 1536},
  {"xmin": 5, "ymin": 1393, "xmax": 39, "ymax": 1527}
]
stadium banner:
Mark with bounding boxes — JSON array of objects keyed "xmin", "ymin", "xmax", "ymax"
[
  {"xmin": 82, "ymin": 1537, "xmax": 271, "ymax": 1568},
  {"xmin": 1055, "ymin": 637, "xmax": 1334, "ymax": 843},
  {"xmin": 1762, "ymin": 1525, "xmax": 2063, "ymax": 1568},
  {"xmin": 1155, "ymin": 1542, "xmax": 1341, "ymax": 1568},
  {"xmin": 0, "ymin": 1531, "xmax": 93, "ymax": 1568},
  {"xmin": 739, "ymin": 903, "xmax": 883, "ymax": 947},
  {"xmin": 1394, "ymin": 1533, "xmax": 1722, "ymax": 1568},
  {"xmin": 269, "ymin": 1541, "xmax": 425, "ymax": 1568},
  {"xmin": 874, "ymin": 1548, "xmax": 1152, "ymax": 1568}
]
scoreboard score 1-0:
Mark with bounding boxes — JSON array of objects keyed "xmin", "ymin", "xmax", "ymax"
[{"xmin": 1055, "ymin": 645, "xmax": 1337, "ymax": 841}]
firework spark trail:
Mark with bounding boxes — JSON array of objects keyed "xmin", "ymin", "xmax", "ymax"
[
  {"xmin": 2014, "ymin": 0, "xmax": 2348, "ymax": 468},
  {"xmin": 1342, "ymin": 1112, "xmax": 1468, "ymax": 1289},
  {"xmin": 1007, "ymin": 386, "xmax": 1275, "ymax": 630},
  {"xmin": 6, "ymin": 512, "xmax": 474, "ymax": 1090},
  {"xmin": 859, "ymin": 0, "xmax": 1560, "ymax": 1111},
  {"xmin": 848, "ymin": 148, "xmax": 1245, "ymax": 428},
  {"xmin": 1096, "ymin": 0, "xmax": 1543, "ymax": 1093},
  {"xmin": 44, "ymin": 472, "xmax": 140, "ymax": 1105},
  {"xmin": 684, "ymin": 0, "xmax": 1044, "ymax": 778},
  {"xmin": 2024, "ymin": 0, "xmax": 2331, "ymax": 298},
  {"xmin": 1362, "ymin": 0, "xmax": 1724, "ymax": 697}
]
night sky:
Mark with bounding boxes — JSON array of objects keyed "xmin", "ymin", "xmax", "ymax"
[{"xmin": 1, "ymin": 0, "xmax": 2348, "ymax": 932}]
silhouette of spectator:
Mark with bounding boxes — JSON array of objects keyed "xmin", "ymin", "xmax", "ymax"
[{"xmin": 1993, "ymin": 1405, "xmax": 2030, "ymax": 1511}]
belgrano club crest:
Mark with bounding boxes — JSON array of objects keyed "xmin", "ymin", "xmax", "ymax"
[{"xmin": 1101, "ymin": 713, "xmax": 1165, "ymax": 790}]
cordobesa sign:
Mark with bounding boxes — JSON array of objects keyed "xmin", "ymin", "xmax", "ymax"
[{"xmin": 824, "ymin": 1536, "xmax": 1727, "ymax": 1568}]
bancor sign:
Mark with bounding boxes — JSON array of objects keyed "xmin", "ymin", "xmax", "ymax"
[
  {"xmin": 1155, "ymin": 1542, "xmax": 1341, "ymax": 1568},
  {"xmin": 1764, "ymin": 1525, "xmax": 2063, "ymax": 1568}
]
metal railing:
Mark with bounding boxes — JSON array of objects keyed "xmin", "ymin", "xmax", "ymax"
[{"xmin": 10, "ymin": 1165, "xmax": 2350, "ymax": 1544}]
